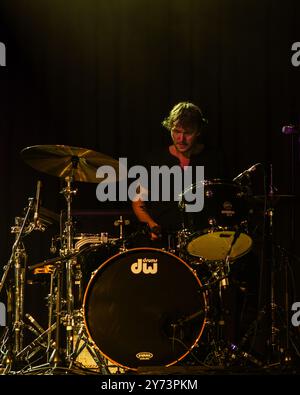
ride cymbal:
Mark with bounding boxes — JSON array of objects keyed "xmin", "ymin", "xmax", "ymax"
[{"xmin": 21, "ymin": 145, "xmax": 120, "ymax": 183}]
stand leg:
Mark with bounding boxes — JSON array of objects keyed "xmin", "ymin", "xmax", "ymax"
[
  {"xmin": 69, "ymin": 321, "xmax": 110, "ymax": 374},
  {"xmin": 49, "ymin": 265, "xmax": 63, "ymax": 365}
]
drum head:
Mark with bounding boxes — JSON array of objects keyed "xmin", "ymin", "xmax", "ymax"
[
  {"xmin": 83, "ymin": 248, "xmax": 207, "ymax": 370},
  {"xmin": 182, "ymin": 179, "xmax": 252, "ymax": 261},
  {"xmin": 187, "ymin": 230, "xmax": 252, "ymax": 261}
]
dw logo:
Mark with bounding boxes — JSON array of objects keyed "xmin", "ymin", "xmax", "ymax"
[
  {"xmin": 0, "ymin": 302, "xmax": 6, "ymax": 326},
  {"xmin": 131, "ymin": 258, "xmax": 158, "ymax": 274},
  {"xmin": 0, "ymin": 42, "xmax": 6, "ymax": 67}
]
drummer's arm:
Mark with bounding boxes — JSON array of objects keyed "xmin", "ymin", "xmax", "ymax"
[{"xmin": 131, "ymin": 186, "xmax": 160, "ymax": 240}]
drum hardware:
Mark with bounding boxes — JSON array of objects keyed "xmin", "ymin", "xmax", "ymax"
[
  {"xmin": 74, "ymin": 233, "xmax": 109, "ymax": 250},
  {"xmin": 17, "ymin": 145, "xmax": 123, "ymax": 374},
  {"xmin": 46, "ymin": 256, "xmax": 82, "ymax": 366},
  {"xmin": 232, "ymin": 163, "xmax": 262, "ymax": 183},
  {"xmin": 171, "ymin": 309, "xmax": 206, "ymax": 328},
  {"xmin": 265, "ymin": 186, "xmax": 300, "ymax": 365},
  {"xmin": 233, "ymin": 165, "xmax": 299, "ymax": 368},
  {"xmin": 114, "ymin": 216, "xmax": 130, "ymax": 251},
  {"xmin": 58, "ymin": 175, "xmax": 79, "ymax": 363},
  {"xmin": 68, "ymin": 313, "xmax": 111, "ymax": 374},
  {"xmin": 16, "ymin": 317, "xmax": 56, "ymax": 362},
  {"xmin": 256, "ymin": 196, "xmax": 297, "ymax": 366},
  {"xmin": 178, "ymin": 179, "xmax": 253, "ymax": 264},
  {"xmin": 32, "ymin": 265, "xmax": 55, "ymax": 275},
  {"xmin": 198, "ymin": 265, "xmax": 265, "ymax": 369},
  {"xmin": 203, "ymin": 339, "xmax": 263, "ymax": 368},
  {"xmin": 28, "ymin": 243, "xmax": 94, "ymax": 272},
  {"xmin": 167, "ymin": 232, "xmax": 178, "ymax": 254},
  {"xmin": 218, "ymin": 226, "xmax": 243, "ymax": 289},
  {"xmin": 50, "ymin": 236, "xmax": 59, "ymax": 255},
  {"xmin": 0, "ymin": 188, "xmax": 47, "ymax": 370}
]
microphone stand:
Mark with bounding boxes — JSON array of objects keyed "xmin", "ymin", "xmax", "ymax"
[
  {"xmin": 217, "ymin": 230, "xmax": 240, "ymax": 343},
  {"xmin": 263, "ymin": 164, "xmax": 284, "ymax": 366}
]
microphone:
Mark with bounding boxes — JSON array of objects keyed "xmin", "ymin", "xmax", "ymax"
[
  {"xmin": 282, "ymin": 125, "xmax": 299, "ymax": 135},
  {"xmin": 233, "ymin": 163, "xmax": 261, "ymax": 182},
  {"xmin": 222, "ymin": 229, "xmax": 242, "ymax": 289},
  {"xmin": 33, "ymin": 180, "xmax": 42, "ymax": 227},
  {"xmin": 231, "ymin": 227, "xmax": 242, "ymax": 248}
]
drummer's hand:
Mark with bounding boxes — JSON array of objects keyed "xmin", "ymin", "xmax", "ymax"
[{"xmin": 148, "ymin": 222, "xmax": 162, "ymax": 241}]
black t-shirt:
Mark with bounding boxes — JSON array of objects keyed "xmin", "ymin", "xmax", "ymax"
[{"xmin": 140, "ymin": 146, "xmax": 227, "ymax": 233}]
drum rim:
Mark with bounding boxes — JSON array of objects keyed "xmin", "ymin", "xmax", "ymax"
[
  {"xmin": 82, "ymin": 247, "xmax": 207, "ymax": 371},
  {"xmin": 181, "ymin": 178, "xmax": 244, "ymax": 197}
]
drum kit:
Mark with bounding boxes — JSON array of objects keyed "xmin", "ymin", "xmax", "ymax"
[{"xmin": 0, "ymin": 145, "xmax": 297, "ymax": 374}]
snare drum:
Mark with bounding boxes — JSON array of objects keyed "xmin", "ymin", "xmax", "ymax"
[
  {"xmin": 83, "ymin": 247, "xmax": 207, "ymax": 370},
  {"xmin": 180, "ymin": 179, "xmax": 252, "ymax": 262}
]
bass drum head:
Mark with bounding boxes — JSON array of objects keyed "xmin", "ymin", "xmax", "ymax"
[{"xmin": 83, "ymin": 248, "xmax": 207, "ymax": 370}]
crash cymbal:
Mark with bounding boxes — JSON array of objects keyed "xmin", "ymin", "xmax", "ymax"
[{"xmin": 21, "ymin": 145, "xmax": 121, "ymax": 183}]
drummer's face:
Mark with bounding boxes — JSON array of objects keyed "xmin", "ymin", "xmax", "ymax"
[{"xmin": 171, "ymin": 124, "xmax": 199, "ymax": 155}]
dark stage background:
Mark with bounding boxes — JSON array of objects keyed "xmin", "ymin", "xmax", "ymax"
[{"xmin": 0, "ymin": 0, "xmax": 300, "ymax": 358}]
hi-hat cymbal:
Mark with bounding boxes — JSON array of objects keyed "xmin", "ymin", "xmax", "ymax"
[{"xmin": 21, "ymin": 145, "xmax": 121, "ymax": 183}]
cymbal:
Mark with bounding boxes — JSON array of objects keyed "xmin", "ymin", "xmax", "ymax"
[{"xmin": 21, "ymin": 145, "xmax": 121, "ymax": 183}]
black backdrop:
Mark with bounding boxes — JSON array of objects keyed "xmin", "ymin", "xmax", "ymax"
[{"xmin": 1, "ymin": 0, "xmax": 300, "ymax": 326}]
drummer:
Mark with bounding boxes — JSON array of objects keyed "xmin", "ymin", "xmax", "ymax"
[{"xmin": 132, "ymin": 101, "xmax": 226, "ymax": 242}]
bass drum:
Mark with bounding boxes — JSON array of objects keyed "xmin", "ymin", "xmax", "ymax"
[{"xmin": 83, "ymin": 248, "xmax": 207, "ymax": 370}]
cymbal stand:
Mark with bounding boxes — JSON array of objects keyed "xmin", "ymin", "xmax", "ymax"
[
  {"xmin": 0, "ymin": 198, "xmax": 35, "ymax": 369},
  {"xmin": 46, "ymin": 269, "xmax": 56, "ymax": 362},
  {"xmin": 59, "ymin": 175, "xmax": 77, "ymax": 363},
  {"xmin": 48, "ymin": 260, "xmax": 63, "ymax": 365},
  {"xmin": 10, "ymin": 218, "xmax": 28, "ymax": 357}
]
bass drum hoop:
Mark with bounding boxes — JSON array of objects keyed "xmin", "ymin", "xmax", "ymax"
[{"xmin": 82, "ymin": 247, "xmax": 207, "ymax": 371}]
